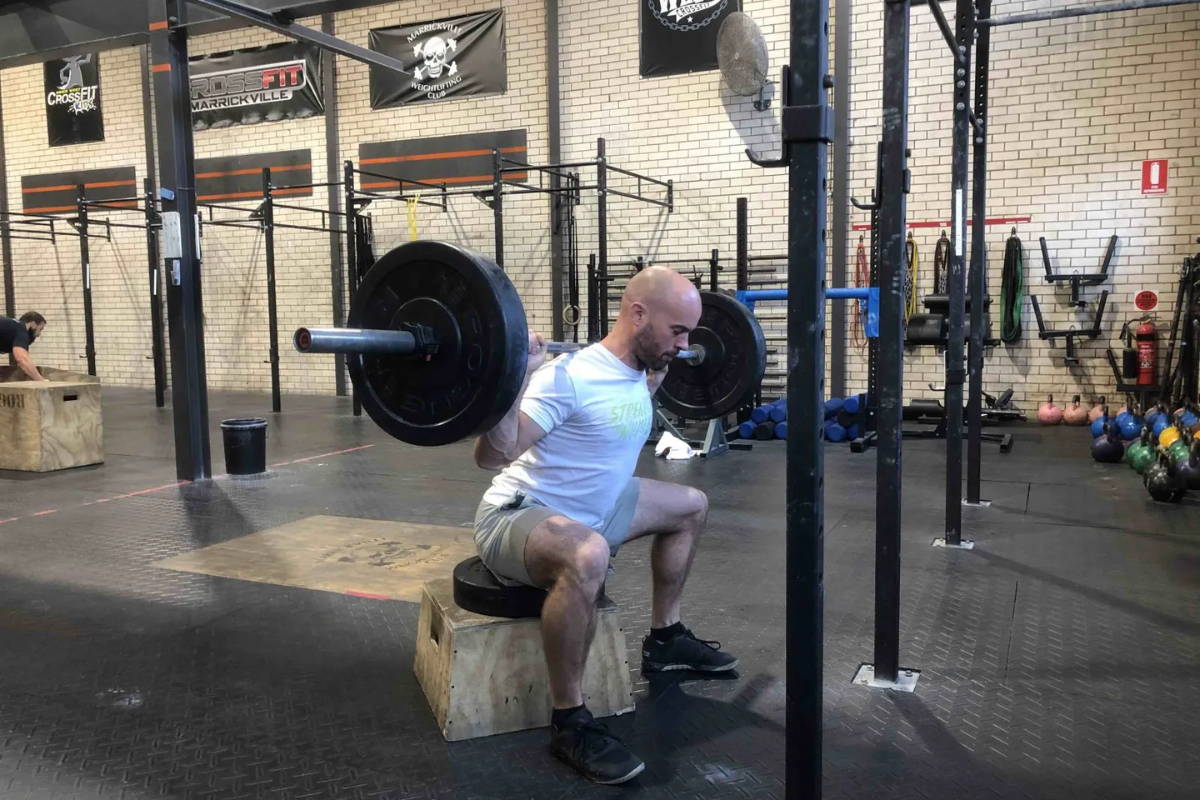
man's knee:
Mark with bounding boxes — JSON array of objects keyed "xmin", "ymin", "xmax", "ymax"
[
  {"xmin": 528, "ymin": 517, "xmax": 609, "ymax": 590},
  {"xmin": 684, "ymin": 488, "xmax": 708, "ymax": 526}
]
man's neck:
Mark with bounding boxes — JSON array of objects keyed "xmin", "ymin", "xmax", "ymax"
[{"xmin": 599, "ymin": 331, "xmax": 643, "ymax": 372}]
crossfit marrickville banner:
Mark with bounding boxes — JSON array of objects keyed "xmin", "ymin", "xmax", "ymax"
[
  {"xmin": 189, "ymin": 42, "xmax": 324, "ymax": 130},
  {"xmin": 44, "ymin": 52, "xmax": 104, "ymax": 146},
  {"xmin": 369, "ymin": 9, "xmax": 507, "ymax": 108},
  {"xmin": 640, "ymin": 0, "xmax": 741, "ymax": 78}
]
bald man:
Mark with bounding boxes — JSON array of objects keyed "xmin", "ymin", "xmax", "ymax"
[{"xmin": 473, "ymin": 267, "xmax": 737, "ymax": 784}]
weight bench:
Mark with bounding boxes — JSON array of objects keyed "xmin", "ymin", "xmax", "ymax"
[{"xmin": 413, "ymin": 557, "xmax": 634, "ymax": 741}]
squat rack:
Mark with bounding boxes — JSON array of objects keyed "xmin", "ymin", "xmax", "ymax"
[{"xmin": 198, "ymin": 168, "xmax": 349, "ymax": 414}]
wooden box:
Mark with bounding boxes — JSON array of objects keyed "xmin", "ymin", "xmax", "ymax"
[
  {"xmin": 414, "ymin": 578, "xmax": 635, "ymax": 741},
  {"xmin": 0, "ymin": 366, "xmax": 103, "ymax": 472}
]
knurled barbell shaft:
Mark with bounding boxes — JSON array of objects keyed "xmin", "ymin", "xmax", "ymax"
[{"xmin": 294, "ymin": 326, "xmax": 701, "ymax": 363}]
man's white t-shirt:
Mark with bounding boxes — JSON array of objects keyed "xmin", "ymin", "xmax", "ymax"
[{"xmin": 482, "ymin": 343, "xmax": 652, "ymax": 529}]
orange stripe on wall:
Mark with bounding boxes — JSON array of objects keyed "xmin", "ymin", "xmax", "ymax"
[
  {"xmin": 360, "ymin": 145, "xmax": 526, "ymax": 166},
  {"xmin": 24, "ymin": 202, "xmax": 136, "ymax": 214},
  {"xmin": 148, "ymin": 20, "xmax": 168, "ymax": 30},
  {"xmin": 196, "ymin": 186, "xmax": 313, "ymax": 201},
  {"xmin": 22, "ymin": 179, "xmax": 136, "ymax": 194},
  {"xmin": 194, "ymin": 164, "xmax": 311, "ymax": 179},
  {"xmin": 361, "ymin": 173, "xmax": 526, "ymax": 190},
  {"xmin": 151, "ymin": 63, "xmax": 171, "ymax": 73}
]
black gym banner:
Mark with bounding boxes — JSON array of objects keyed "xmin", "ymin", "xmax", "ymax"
[
  {"xmin": 358, "ymin": 130, "xmax": 527, "ymax": 190},
  {"xmin": 189, "ymin": 42, "xmax": 324, "ymax": 131},
  {"xmin": 369, "ymin": 9, "xmax": 507, "ymax": 108},
  {"xmin": 640, "ymin": 0, "xmax": 741, "ymax": 78},
  {"xmin": 21, "ymin": 166, "xmax": 137, "ymax": 214},
  {"xmin": 195, "ymin": 149, "xmax": 313, "ymax": 203},
  {"xmin": 44, "ymin": 52, "xmax": 104, "ymax": 146}
]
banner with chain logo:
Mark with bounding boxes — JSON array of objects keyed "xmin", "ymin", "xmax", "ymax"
[
  {"xmin": 44, "ymin": 52, "xmax": 104, "ymax": 146},
  {"xmin": 640, "ymin": 0, "xmax": 741, "ymax": 78}
]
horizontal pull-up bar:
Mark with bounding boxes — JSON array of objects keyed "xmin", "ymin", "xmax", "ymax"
[{"xmin": 982, "ymin": 0, "xmax": 1199, "ymax": 26}]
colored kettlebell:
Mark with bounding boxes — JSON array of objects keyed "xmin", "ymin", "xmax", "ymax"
[
  {"xmin": 1152, "ymin": 413, "xmax": 1171, "ymax": 439},
  {"xmin": 1091, "ymin": 423, "xmax": 1126, "ymax": 463},
  {"xmin": 1088, "ymin": 397, "xmax": 1106, "ymax": 423},
  {"xmin": 1144, "ymin": 451, "xmax": 1186, "ymax": 503},
  {"xmin": 1062, "ymin": 395, "xmax": 1089, "ymax": 425},
  {"xmin": 1145, "ymin": 404, "xmax": 1167, "ymax": 429},
  {"xmin": 1168, "ymin": 437, "xmax": 1190, "ymax": 465},
  {"xmin": 1037, "ymin": 394, "xmax": 1064, "ymax": 425},
  {"xmin": 1159, "ymin": 422, "xmax": 1183, "ymax": 449},
  {"xmin": 1125, "ymin": 428, "xmax": 1156, "ymax": 474},
  {"xmin": 1179, "ymin": 405, "xmax": 1200, "ymax": 433},
  {"xmin": 1118, "ymin": 412, "xmax": 1143, "ymax": 440},
  {"xmin": 1090, "ymin": 406, "xmax": 1111, "ymax": 438},
  {"xmin": 1176, "ymin": 440, "xmax": 1200, "ymax": 490},
  {"xmin": 1114, "ymin": 406, "xmax": 1134, "ymax": 429}
]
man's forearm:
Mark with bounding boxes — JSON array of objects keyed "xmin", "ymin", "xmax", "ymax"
[{"xmin": 15, "ymin": 354, "xmax": 43, "ymax": 381}]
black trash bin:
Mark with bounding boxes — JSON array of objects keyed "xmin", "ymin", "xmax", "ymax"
[{"xmin": 221, "ymin": 418, "xmax": 267, "ymax": 475}]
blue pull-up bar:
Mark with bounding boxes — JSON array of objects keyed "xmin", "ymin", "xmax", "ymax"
[{"xmin": 735, "ymin": 288, "xmax": 880, "ymax": 338}]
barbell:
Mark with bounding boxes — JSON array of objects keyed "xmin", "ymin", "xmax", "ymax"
[{"xmin": 293, "ymin": 240, "xmax": 767, "ymax": 446}]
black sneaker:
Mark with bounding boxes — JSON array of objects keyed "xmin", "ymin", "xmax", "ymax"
[
  {"xmin": 642, "ymin": 626, "xmax": 739, "ymax": 673},
  {"xmin": 550, "ymin": 717, "xmax": 645, "ymax": 785}
]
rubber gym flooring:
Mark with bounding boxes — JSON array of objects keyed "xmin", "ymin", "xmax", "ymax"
[{"xmin": 1, "ymin": 387, "xmax": 1197, "ymax": 800}]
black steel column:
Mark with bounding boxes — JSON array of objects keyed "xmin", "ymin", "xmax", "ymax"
[
  {"xmin": 597, "ymin": 137, "xmax": 609, "ymax": 337},
  {"xmin": 150, "ymin": 0, "xmax": 212, "ymax": 480},
  {"xmin": 830, "ymin": 0, "xmax": 852, "ymax": 400},
  {"xmin": 874, "ymin": 0, "xmax": 911, "ymax": 686},
  {"xmin": 145, "ymin": 178, "xmax": 167, "ymax": 408},
  {"xmin": 586, "ymin": 253, "xmax": 597, "ymax": 342},
  {"xmin": 322, "ymin": 14, "xmax": 346, "ymax": 398},
  {"xmin": 785, "ymin": 2, "xmax": 831, "ymax": 795},
  {"xmin": 546, "ymin": 0, "xmax": 564, "ymax": 341},
  {"xmin": 262, "ymin": 168, "xmax": 281, "ymax": 413},
  {"xmin": 736, "ymin": 197, "xmax": 749, "ymax": 291},
  {"xmin": 0, "ymin": 78, "xmax": 14, "ymax": 318},
  {"xmin": 76, "ymin": 185, "xmax": 97, "ymax": 376},
  {"xmin": 943, "ymin": 0, "xmax": 974, "ymax": 545},
  {"xmin": 967, "ymin": 0, "xmax": 991, "ymax": 503},
  {"xmin": 343, "ymin": 160, "xmax": 361, "ymax": 417},
  {"xmin": 709, "ymin": 249, "xmax": 720, "ymax": 291},
  {"xmin": 492, "ymin": 148, "xmax": 504, "ymax": 269}
]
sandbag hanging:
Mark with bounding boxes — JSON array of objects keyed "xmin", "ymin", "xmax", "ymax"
[
  {"xmin": 853, "ymin": 235, "xmax": 870, "ymax": 348},
  {"xmin": 1000, "ymin": 230, "xmax": 1025, "ymax": 344},
  {"xmin": 933, "ymin": 230, "xmax": 950, "ymax": 295}
]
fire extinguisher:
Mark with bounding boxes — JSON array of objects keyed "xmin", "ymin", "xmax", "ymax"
[{"xmin": 1136, "ymin": 318, "xmax": 1156, "ymax": 386}]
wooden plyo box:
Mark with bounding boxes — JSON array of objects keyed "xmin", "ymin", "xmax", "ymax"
[
  {"xmin": 0, "ymin": 366, "xmax": 103, "ymax": 472},
  {"xmin": 414, "ymin": 578, "xmax": 635, "ymax": 741}
]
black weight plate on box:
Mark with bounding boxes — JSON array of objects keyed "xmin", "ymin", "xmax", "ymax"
[
  {"xmin": 657, "ymin": 290, "xmax": 766, "ymax": 420},
  {"xmin": 452, "ymin": 556, "xmax": 547, "ymax": 618},
  {"xmin": 347, "ymin": 241, "xmax": 529, "ymax": 446}
]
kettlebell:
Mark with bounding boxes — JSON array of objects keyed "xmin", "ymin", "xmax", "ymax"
[
  {"xmin": 1175, "ymin": 440, "xmax": 1200, "ymax": 491},
  {"xmin": 1118, "ymin": 411, "xmax": 1143, "ymax": 441},
  {"xmin": 1145, "ymin": 404, "xmax": 1167, "ymax": 429},
  {"xmin": 1037, "ymin": 394, "xmax": 1064, "ymax": 425},
  {"xmin": 1168, "ymin": 437, "xmax": 1190, "ymax": 465},
  {"xmin": 1144, "ymin": 451, "xmax": 1186, "ymax": 503},
  {"xmin": 1088, "ymin": 397, "xmax": 1106, "ymax": 423},
  {"xmin": 1114, "ymin": 406, "xmax": 1134, "ymax": 429},
  {"xmin": 1159, "ymin": 421, "xmax": 1183, "ymax": 449},
  {"xmin": 1091, "ymin": 423, "xmax": 1126, "ymax": 463},
  {"xmin": 1090, "ymin": 406, "xmax": 1111, "ymax": 438},
  {"xmin": 1125, "ymin": 428, "xmax": 1156, "ymax": 474},
  {"xmin": 1152, "ymin": 413, "xmax": 1171, "ymax": 440},
  {"xmin": 1179, "ymin": 404, "xmax": 1200, "ymax": 433},
  {"xmin": 1062, "ymin": 395, "xmax": 1089, "ymax": 425}
]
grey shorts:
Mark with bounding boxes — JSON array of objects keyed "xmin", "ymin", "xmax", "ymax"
[{"xmin": 473, "ymin": 479, "xmax": 641, "ymax": 588}]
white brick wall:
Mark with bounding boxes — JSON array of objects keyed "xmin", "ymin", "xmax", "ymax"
[{"xmin": 2, "ymin": 0, "xmax": 1197, "ymax": 410}]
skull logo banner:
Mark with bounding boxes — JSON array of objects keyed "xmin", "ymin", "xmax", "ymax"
[{"xmin": 369, "ymin": 9, "xmax": 507, "ymax": 108}]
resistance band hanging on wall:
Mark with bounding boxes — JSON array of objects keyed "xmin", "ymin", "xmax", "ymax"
[
  {"xmin": 905, "ymin": 231, "xmax": 919, "ymax": 322},
  {"xmin": 853, "ymin": 235, "xmax": 870, "ymax": 348},
  {"xmin": 406, "ymin": 195, "xmax": 421, "ymax": 242},
  {"xmin": 933, "ymin": 230, "xmax": 950, "ymax": 295},
  {"xmin": 1000, "ymin": 229, "xmax": 1025, "ymax": 344}
]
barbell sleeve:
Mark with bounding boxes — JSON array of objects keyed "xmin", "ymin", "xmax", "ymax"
[
  {"xmin": 294, "ymin": 327, "xmax": 418, "ymax": 356},
  {"xmin": 293, "ymin": 326, "xmax": 703, "ymax": 364}
]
